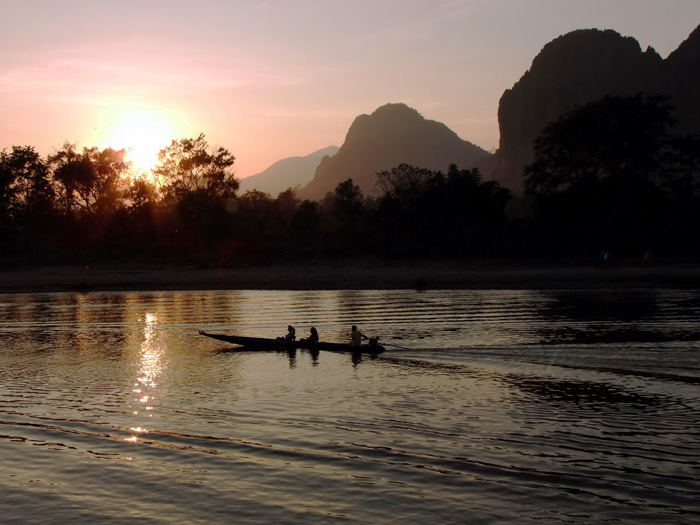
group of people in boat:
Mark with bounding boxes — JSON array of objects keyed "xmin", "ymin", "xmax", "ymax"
[
  {"xmin": 276, "ymin": 325, "xmax": 319, "ymax": 344},
  {"xmin": 276, "ymin": 324, "xmax": 373, "ymax": 347}
]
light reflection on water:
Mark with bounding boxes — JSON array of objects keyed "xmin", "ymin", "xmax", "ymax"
[
  {"xmin": 0, "ymin": 289, "xmax": 699, "ymax": 523},
  {"xmin": 127, "ymin": 312, "xmax": 165, "ymax": 442}
]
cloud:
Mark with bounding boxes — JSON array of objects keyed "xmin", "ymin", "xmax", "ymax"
[{"xmin": 0, "ymin": 39, "xmax": 304, "ymax": 105}]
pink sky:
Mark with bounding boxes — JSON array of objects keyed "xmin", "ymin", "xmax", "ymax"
[{"xmin": 1, "ymin": 1, "xmax": 698, "ymax": 178}]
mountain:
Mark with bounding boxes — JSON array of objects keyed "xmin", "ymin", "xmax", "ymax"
[
  {"xmin": 494, "ymin": 29, "xmax": 664, "ymax": 190},
  {"xmin": 298, "ymin": 103, "xmax": 489, "ymax": 200},
  {"xmin": 664, "ymin": 23, "xmax": 700, "ymax": 136},
  {"xmin": 238, "ymin": 146, "xmax": 339, "ymax": 196},
  {"xmin": 493, "ymin": 24, "xmax": 700, "ymax": 191},
  {"xmin": 255, "ymin": 24, "xmax": 699, "ymax": 199}
]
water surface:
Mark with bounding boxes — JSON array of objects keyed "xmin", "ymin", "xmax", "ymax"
[{"xmin": 1, "ymin": 289, "xmax": 699, "ymax": 523}]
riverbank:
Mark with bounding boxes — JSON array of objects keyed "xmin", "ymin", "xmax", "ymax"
[{"xmin": 2, "ymin": 260, "xmax": 700, "ymax": 293}]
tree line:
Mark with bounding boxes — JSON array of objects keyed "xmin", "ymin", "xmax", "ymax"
[{"xmin": 1, "ymin": 94, "xmax": 698, "ymax": 267}]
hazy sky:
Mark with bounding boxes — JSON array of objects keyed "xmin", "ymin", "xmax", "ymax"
[{"xmin": 2, "ymin": 1, "xmax": 698, "ymax": 178}]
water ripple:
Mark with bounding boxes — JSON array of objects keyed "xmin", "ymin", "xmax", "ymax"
[{"xmin": 1, "ymin": 289, "xmax": 700, "ymax": 523}]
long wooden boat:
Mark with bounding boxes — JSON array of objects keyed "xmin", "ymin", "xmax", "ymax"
[{"xmin": 198, "ymin": 330, "xmax": 385, "ymax": 355}]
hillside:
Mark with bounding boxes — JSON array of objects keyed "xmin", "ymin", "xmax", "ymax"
[
  {"xmin": 239, "ymin": 146, "xmax": 339, "ymax": 196},
  {"xmin": 493, "ymin": 24, "xmax": 700, "ymax": 190},
  {"xmin": 299, "ymin": 103, "xmax": 488, "ymax": 200}
]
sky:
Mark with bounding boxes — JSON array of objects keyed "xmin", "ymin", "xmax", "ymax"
[{"xmin": 1, "ymin": 0, "xmax": 699, "ymax": 178}]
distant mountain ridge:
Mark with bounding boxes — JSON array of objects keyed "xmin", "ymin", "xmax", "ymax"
[
  {"xmin": 493, "ymin": 24, "xmax": 700, "ymax": 189},
  {"xmin": 299, "ymin": 103, "xmax": 489, "ymax": 199},
  {"xmin": 248, "ymin": 24, "xmax": 699, "ymax": 198},
  {"xmin": 239, "ymin": 146, "xmax": 339, "ymax": 196}
]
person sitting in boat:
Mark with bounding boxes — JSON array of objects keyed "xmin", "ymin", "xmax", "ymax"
[
  {"xmin": 277, "ymin": 325, "xmax": 296, "ymax": 343},
  {"xmin": 351, "ymin": 325, "xmax": 368, "ymax": 347},
  {"xmin": 301, "ymin": 327, "xmax": 319, "ymax": 344}
]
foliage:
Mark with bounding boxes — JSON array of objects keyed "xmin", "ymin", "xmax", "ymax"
[
  {"xmin": 0, "ymin": 146, "xmax": 55, "ymax": 243},
  {"xmin": 153, "ymin": 133, "xmax": 238, "ymax": 204},
  {"xmin": 524, "ymin": 94, "xmax": 674, "ymax": 195},
  {"xmin": 4, "ymin": 108, "xmax": 700, "ymax": 264},
  {"xmin": 375, "ymin": 163, "xmax": 435, "ymax": 209},
  {"xmin": 148, "ymin": 134, "xmax": 240, "ymax": 250},
  {"xmin": 374, "ymin": 164, "xmax": 511, "ymax": 257},
  {"xmin": 663, "ymin": 133, "xmax": 700, "ymax": 204},
  {"xmin": 319, "ymin": 179, "xmax": 370, "ymax": 255},
  {"xmin": 49, "ymin": 143, "xmax": 130, "ymax": 217},
  {"xmin": 523, "ymin": 94, "xmax": 690, "ymax": 256}
]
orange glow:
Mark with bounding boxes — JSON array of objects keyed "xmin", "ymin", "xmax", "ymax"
[{"xmin": 101, "ymin": 106, "xmax": 179, "ymax": 173}]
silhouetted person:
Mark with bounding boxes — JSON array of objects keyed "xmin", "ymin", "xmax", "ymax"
[
  {"xmin": 277, "ymin": 325, "xmax": 295, "ymax": 343},
  {"xmin": 351, "ymin": 325, "xmax": 367, "ymax": 347},
  {"xmin": 301, "ymin": 327, "xmax": 319, "ymax": 343}
]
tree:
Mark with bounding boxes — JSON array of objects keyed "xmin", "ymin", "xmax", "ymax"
[
  {"xmin": 49, "ymin": 143, "xmax": 129, "ymax": 217},
  {"xmin": 237, "ymin": 189, "xmax": 274, "ymax": 233},
  {"xmin": 126, "ymin": 177, "xmax": 158, "ymax": 211},
  {"xmin": 664, "ymin": 133, "xmax": 700, "ymax": 204},
  {"xmin": 320, "ymin": 179, "xmax": 369, "ymax": 254},
  {"xmin": 273, "ymin": 188, "xmax": 300, "ymax": 224},
  {"xmin": 375, "ymin": 164, "xmax": 436, "ymax": 209},
  {"xmin": 290, "ymin": 200, "xmax": 320, "ymax": 253},
  {"xmin": 151, "ymin": 134, "xmax": 239, "ymax": 248},
  {"xmin": 0, "ymin": 146, "xmax": 55, "ymax": 240},
  {"xmin": 153, "ymin": 133, "xmax": 238, "ymax": 204},
  {"xmin": 524, "ymin": 94, "xmax": 674, "ymax": 195},
  {"xmin": 331, "ymin": 178, "xmax": 364, "ymax": 216},
  {"xmin": 523, "ymin": 94, "xmax": 676, "ymax": 255},
  {"xmin": 373, "ymin": 163, "xmax": 511, "ymax": 258}
]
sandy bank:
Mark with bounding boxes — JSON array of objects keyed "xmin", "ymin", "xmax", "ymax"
[{"xmin": 2, "ymin": 260, "xmax": 700, "ymax": 293}]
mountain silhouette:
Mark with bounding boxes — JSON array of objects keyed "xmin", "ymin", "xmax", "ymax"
[
  {"xmin": 664, "ymin": 23, "xmax": 700, "ymax": 135},
  {"xmin": 298, "ymin": 103, "xmax": 488, "ymax": 200},
  {"xmin": 256, "ymin": 24, "xmax": 698, "ymax": 199},
  {"xmin": 494, "ymin": 24, "xmax": 700, "ymax": 190},
  {"xmin": 239, "ymin": 146, "xmax": 339, "ymax": 196}
]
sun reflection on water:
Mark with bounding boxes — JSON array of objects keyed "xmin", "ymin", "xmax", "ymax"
[
  {"xmin": 139, "ymin": 313, "xmax": 164, "ymax": 386},
  {"xmin": 127, "ymin": 312, "xmax": 167, "ymax": 442}
]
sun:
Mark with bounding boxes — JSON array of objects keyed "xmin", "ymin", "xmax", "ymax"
[{"xmin": 102, "ymin": 107, "xmax": 178, "ymax": 173}]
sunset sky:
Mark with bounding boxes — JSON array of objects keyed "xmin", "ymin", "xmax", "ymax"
[{"xmin": 2, "ymin": 1, "xmax": 698, "ymax": 178}]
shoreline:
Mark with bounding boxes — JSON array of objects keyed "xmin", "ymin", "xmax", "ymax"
[{"xmin": 2, "ymin": 260, "xmax": 700, "ymax": 293}]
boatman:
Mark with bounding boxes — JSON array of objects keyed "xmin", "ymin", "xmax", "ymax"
[{"xmin": 351, "ymin": 325, "xmax": 368, "ymax": 347}]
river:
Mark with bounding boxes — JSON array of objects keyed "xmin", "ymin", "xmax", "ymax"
[{"xmin": 1, "ymin": 289, "xmax": 699, "ymax": 523}]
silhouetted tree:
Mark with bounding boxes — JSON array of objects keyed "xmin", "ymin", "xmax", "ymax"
[
  {"xmin": 523, "ymin": 94, "xmax": 676, "ymax": 255},
  {"xmin": 48, "ymin": 143, "xmax": 129, "ymax": 217},
  {"xmin": 375, "ymin": 164, "xmax": 435, "ymax": 210},
  {"xmin": 126, "ymin": 177, "xmax": 158, "ymax": 211},
  {"xmin": 153, "ymin": 133, "xmax": 238, "ymax": 205},
  {"xmin": 0, "ymin": 146, "xmax": 55, "ymax": 246},
  {"xmin": 320, "ymin": 179, "xmax": 369, "ymax": 255},
  {"xmin": 374, "ymin": 163, "xmax": 511, "ymax": 257},
  {"xmin": 290, "ymin": 200, "xmax": 321, "ymax": 254},
  {"xmin": 664, "ymin": 133, "xmax": 700, "ymax": 204},
  {"xmin": 273, "ymin": 188, "xmax": 300, "ymax": 224},
  {"xmin": 44, "ymin": 143, "xmax": 130, "ymax": 253},
  {"xmin": 117, "ymin": 177, "xmax": 161, "ymax": 251},
  {"xmin": 331, "ymin": 179, "xmax": 364, "ymax": 216},
  {"xmin": 236, "ymin": 190, "xmax": 274, "ymax": 231},
  {"xmin": 525, "ymin": 94, "xmax": 674, "ymax": 195},
  {"xmin": 152, "ymin": 134, "xmax": 239, "ymax": 249}
]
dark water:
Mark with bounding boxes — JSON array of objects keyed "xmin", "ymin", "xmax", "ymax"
[{"xmin": 1, "ymin": 289, "xmax": 699, "ymax": 523}]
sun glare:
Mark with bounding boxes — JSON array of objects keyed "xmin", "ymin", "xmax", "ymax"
[{"xmin": 103, "ymin": 107, "xmax": 178, "ymax": 173}]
